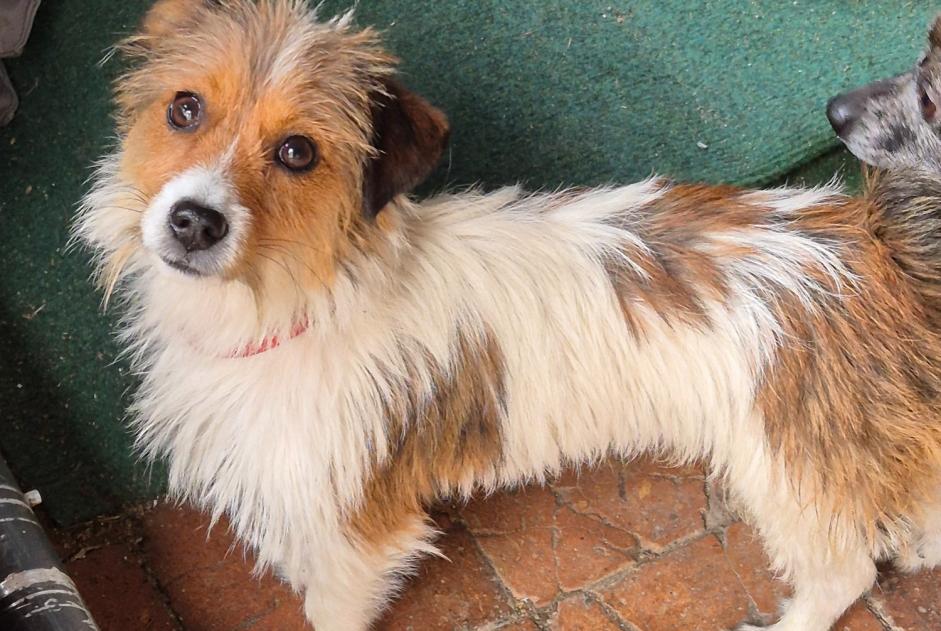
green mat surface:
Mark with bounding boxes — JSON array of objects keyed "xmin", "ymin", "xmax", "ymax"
[{"xmin": 0, "ymin": 1, "xmax": 934, "ymax": 525}]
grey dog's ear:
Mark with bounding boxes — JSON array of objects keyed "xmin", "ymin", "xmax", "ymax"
[
  {"xmin": 930, "ymin": 14, "xmax": 941, "ymax": 50},
  {"xmin": 139, "ymin": 0, "xmax": 220, "ymax": 39},
  {"xmin": 363, "ymin": 79, "xmax": 450, "ymax": 217}
]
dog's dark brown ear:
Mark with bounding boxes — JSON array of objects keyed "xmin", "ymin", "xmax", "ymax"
[
  {"xmin": 140, "ymin": 0, "xmax": 218, "ymax": 39},
  {"xmin": 363, "ymin": 79, "xmax": 450, "ymax": 217},
  {"xmin": 930, "ymin": 15, "xmax": 941, "ymax": 50}
]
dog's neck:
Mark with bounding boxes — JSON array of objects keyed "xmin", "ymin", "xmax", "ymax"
[{"xmin": 865, "ymin": 167, "xmax": 941, "ymax": 328}]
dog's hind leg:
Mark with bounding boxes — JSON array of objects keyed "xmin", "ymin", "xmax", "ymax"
[
  {"xmin": 726, "ymin": 470, "xmax": 876, "ymax": 631},
  {"xmin": 896, "ymin": 482, "xmax": 941, "ymax": 572},
  {"xmin": 734, "ymin": 546, "xmax": 875, "ymax": 631}
]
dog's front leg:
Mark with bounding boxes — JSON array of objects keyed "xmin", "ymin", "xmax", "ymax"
[{"xmin": 299, "ymin": 514, "xmax": 435, "ymax": 631}]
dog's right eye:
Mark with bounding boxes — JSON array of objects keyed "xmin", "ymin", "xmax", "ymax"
[
  {"xmin": 920, "ymin": 85, "xmax": 937, "ymax": 121},
  {"xmin": 167, "ymin": 92, "xmax": 203, "ymax": 131}
]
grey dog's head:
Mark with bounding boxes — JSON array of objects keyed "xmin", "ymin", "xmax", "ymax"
[{"xmin": 828, "ymin": 16, "xmax": 941, "ymax": 173}]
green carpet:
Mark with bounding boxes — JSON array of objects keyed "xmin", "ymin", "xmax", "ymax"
[{"xmin": 0, "ymin": 1, "xmax": 933, "ymax": 525}]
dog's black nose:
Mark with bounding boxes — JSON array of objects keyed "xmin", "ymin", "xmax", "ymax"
[
  {"xmin": 826, "ymin": 94, "xmax": 859, "ymax": 137},
  {"xmin": 827, "ymin": 76, "xmax": 903, "ymax": 138},
  {"xmin": 168, "ymin": 200, "xmax": 228, "ymax": 251}
]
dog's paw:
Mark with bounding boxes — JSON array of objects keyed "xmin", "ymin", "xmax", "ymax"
[
  {"xmin": 727, "ymin": 605, "xmax": 782, "ymax": 630},
  {"xmin": 895, "ymin": 538, "xmax": 941, "ymax": 572},
  {"xmin": 729, "ymin": 609, "xmax": 781, "ymax": 631}
]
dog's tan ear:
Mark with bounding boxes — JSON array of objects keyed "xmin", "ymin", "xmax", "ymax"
[
  {"xmin": 363, "ymin": 79, "xmax": 450, "ymax": 217},
  {"xmin": 930, "ymin": 14, "xmax": 941, "ymax": 50},
  {"xmin": 140, "ymin": 0, "xmax": 217, "ymax": 39}
]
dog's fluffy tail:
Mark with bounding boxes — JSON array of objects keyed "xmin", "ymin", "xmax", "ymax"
[{"xmin": 866, "ymin": 166, "xmax": 941, "ymax": 324}]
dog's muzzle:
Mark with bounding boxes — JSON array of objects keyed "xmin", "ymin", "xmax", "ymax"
[{"xmin": 827, "ymin": 76, "xmax": 902, "ymax": 138}]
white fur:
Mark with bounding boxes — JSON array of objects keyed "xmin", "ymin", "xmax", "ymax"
[
  {"xmin": 266, "ymin": 5, "xmax": 323, "ymax": 87},
  {"xmin": 78, "ymin": 175, "xmax": 903, "ymax": 631},
  {"xmin": 142, "ymin": 159, "xmax": 250, "ymax": 276}
]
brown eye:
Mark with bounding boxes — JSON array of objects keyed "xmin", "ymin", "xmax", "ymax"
[
  {"xmin": 276, "ymin": 135, "xmax": 318, "ymax": 172},
  {"xmin": 167, "ymin": 92, "xmax": 202, "ymax": 130},
  {"xmin": 921, "ymin": 85, "xmax": 937, "ymax": 121}
]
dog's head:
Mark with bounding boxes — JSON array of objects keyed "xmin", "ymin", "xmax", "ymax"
[
  {"xmin": 828, "ymin": 15, "xmax": 941, "ymax": 173},
  {"xmin": 76, "ymin": 0, "xmax": 448, "ymax": 316}
]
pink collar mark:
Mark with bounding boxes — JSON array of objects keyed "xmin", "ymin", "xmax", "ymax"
[{"xmin": 225, "ymin": 320, "xmax": 310, "ymax": 358}]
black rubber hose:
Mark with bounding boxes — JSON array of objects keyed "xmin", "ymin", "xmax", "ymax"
[{"xmin": 0, "ymin": 455, "xmax": 99, "ymax": 630}]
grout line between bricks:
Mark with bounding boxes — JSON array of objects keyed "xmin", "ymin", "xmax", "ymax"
[
  {"xmin": 582, "ymin": 590, "xmax": 643, "ymax": 631},
  {"xmin": 231, "ymin": 602, "xmax": 279, "ymax": 631},
  {"xmin": 459, "ymin": 468, "xmax": 733, "ymax": 631},
  {"xmin": 459, "ymin": 479, "xmax": 718, "ymax": 629},
  {"xmin": 125, "ymin": 507, "xmax": 188, "ymax": 631},
  {"xmin": 585, "ymin": 527, "xmax": 714, "ymax": 596},
  {"xmin": 550, "ymin": 488, "xmax": 641, "ymax": 547},
  {"xmin": 549, "ymin": 498, "xmax": 563, "ymax": 601},
  {"xmin": 863, "ymin": 593, "xmax": 903, "ymax": 631},
  {"xmin": 62, "ymin": 543, "xmax": 106, "ymax": 564},
  {"xmin": 719, "ymin": 527, "xmax": 773, "ymax": 628},
  {"xmin": 456, "ymin": 514, "xmax": 544, "ymax": 631},
  {"xmin": 475, "ymin": 525, "xmax": 716, "ymax": 631}
]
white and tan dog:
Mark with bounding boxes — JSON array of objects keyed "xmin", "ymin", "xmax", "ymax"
[{"xmin": 75, "ymin": 2, "xmax": 941, "ymax": 629}]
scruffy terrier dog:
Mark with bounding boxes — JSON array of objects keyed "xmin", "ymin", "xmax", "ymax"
[{"xmin": 76, "ymin": 1, "xmax": 941, "ymax": 629}]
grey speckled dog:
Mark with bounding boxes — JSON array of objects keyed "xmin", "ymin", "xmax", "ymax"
[
  {"xmin": 828, "ymin": 15, "xmax": 941, "ymax": 337},
  {"xmin": 829, "ymin": 16, "xmax": 941, "ymax": 174}
]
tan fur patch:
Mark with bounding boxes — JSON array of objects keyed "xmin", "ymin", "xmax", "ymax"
[
  {"xmin": 756, "ymin": 194, "xmax": 941, "ymax": 539},
  {"xmin": 604, "ymin": 184, "xmax": 750, "ymax": 335},
  {"xmin": 865, "ymin": 167, "xmax": 941, "ymax": 329},
  {"xmin": 139, "ymin": 0, "xmax": 207, "ymax": 40},
  {"xmin": 349, "ymin": 330, "xmax": 506, "ymax": 545},
  {"xmin": 931, "ymin": 15, "xmax": 941, "ymax": 50}
]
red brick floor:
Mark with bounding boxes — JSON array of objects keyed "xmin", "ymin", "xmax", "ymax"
[{"xmin": 49, "ymin": 458, "xmax": 938, "ymax": 630}]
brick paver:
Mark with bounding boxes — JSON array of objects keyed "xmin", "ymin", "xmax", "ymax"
[
  {"xmin": 140, "ymin": 503, "xmax": 308, "ymax": 630},
  {"xmin": 376, "ymin": 512, "xmax": 513, "ymax": 630},
  {"xmin": 554, "ymin": 460, "xmax": 707, "ymax": 550},
  {"xmin": 600, "ymin": 534, "xmax": 758, "ymax": 630},
  {"xmin": 66, "ymin": 542, "xmax": 178, "ymax": 631},
  {"xmin": 834, "ymin": 603, "xmax": 886, "ymax": 631},
  {"xmin": 48, "ymin": 460, "xmax": 940, "ymax": 630},
  {"xmin": 877, "ymin": 566, "xmax": 941, "ymax": 630},
  {"xmin": 463, "ymin": 482, "xmax": 639, "ymax": 605}
]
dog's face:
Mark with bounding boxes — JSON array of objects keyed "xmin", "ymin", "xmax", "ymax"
[
  {"xmin": 828, "ymin": 16, "xmax": 941, "ymax": 173},
  {"xmin": 78, "ymin": 0, "xmax": 448, "ymax": 304}
]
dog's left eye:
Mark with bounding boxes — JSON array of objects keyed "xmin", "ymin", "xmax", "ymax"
[{"xmin": 276, "ymin": 135, "xmax": 319, "ymax": 172}]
